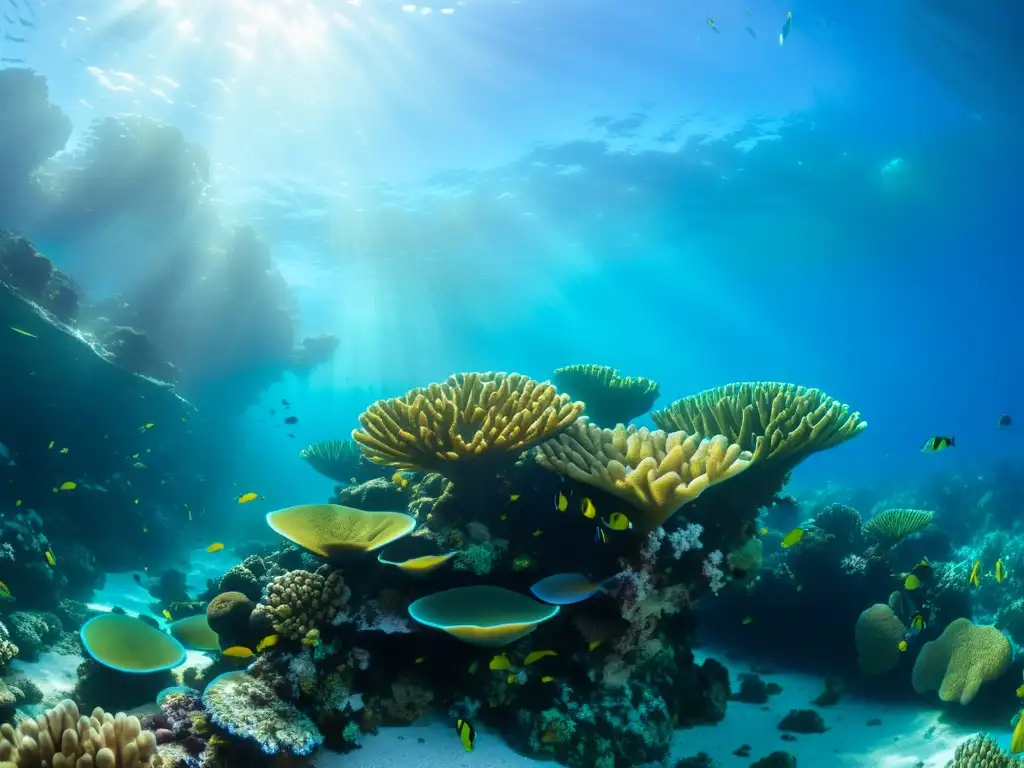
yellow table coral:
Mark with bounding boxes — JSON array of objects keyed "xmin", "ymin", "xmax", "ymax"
[
  {"xmin": 651, "ymin": 381, "xmax": 866, "ymax": 465},
  {"xmin": 266, "ymin": 504, "xmax": 416, "ymax": 558},
  {"xmin": 352, "ymin": 372, "xmax": 584, "ymax": 474},
  {"xmin": 912, "ymin": 618, "xmax": 1011, "ymax": 704},
  {"xmin": 535, "ymin": 423, "xmax": 753, "ymax": 530}
]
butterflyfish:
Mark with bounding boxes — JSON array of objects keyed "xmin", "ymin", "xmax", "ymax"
[
  {"xmin": 921, "ymin": 436, "xmax": 954, "ymax": 453},
  {"xmin": 996, "ymin": 559, "xmax": 1007, "ymax": 584},
  {"xmin": 780, "ymin": 528, "xmax": 805, "ymax": 548},
  {"xmin": 43, "ymin": 548, "xmax": 56, "ymax": 567},
  {"xmin": 541, "ymin": 675, "xmax": 555, "ymax": 683},
  {"xmin": 898, "ymin": 639, "xmax": 908, "ymax": 652},
  {"xmin": 904, "ymin": 573, "xmax": 920, "ymax": 591},
  {"xmin": 588, "ymin": 640, "xmax": 601, "ymax": 652},
  {"xmin": 603, "ymin": 512, "xmax": 632, "ymax": 531},
  {"xmin": 237, "ymin": 492, "xmax": 261, "ymax": 504},
  {"xmin": 162, "ymin": 609, "xmax": 173, "ymax": 620},
  {"xmin": 594, "ymin": 527, "xmax": 608, "ymax": 544},
  {"xmin": 455, "ymin": 718, "xmax": 475, "ymax": 752},
  {"xmin": 510, "ymin": 493, "xmax": 520, "ymax": 502},
  {"xmin": 206, "ymin": 542, "xmax": 225, "ymax": 553},
  {"xmin": 580, "ymin": 497, "xmax": 597, "ymax": 519},
  {"xmin": 222, "ymin": 646, "xmax": 255, "ymax": 659},
  {"xmin": 59, "ymin": 448, "xmax": 68, "ymax": 454},
  {"xmin": 554, "ymin": 491, "xmax": 568, "ymax": 512},
  {"xmin": 0, "ymin": 582, "xmax": 11, "ymax": 598},
  {"xmin": 530, "ymin": 573, "xmax": 617, "ymax": 605},
  {"xmin": 969, "ymin": 559, "xmax": 982, "ymax": 588},
  {"xmin": 59, "ymin": 481, "xmax": 76, "ymax": 491},
  {"xmin": 256, "ymin": 634, "xmax": 279, "ymax": 652},
  {"xmin": 524, "ymin": 650, "xmax": 557, "ymax": 665}
]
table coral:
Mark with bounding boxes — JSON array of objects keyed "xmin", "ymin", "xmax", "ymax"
[{"xmin": 552, "ymin": 364, "xmax": 659, "ymax": 426}]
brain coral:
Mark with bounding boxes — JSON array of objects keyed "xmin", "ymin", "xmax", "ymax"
[
  {"xmin": 855, "ymin": 604, "xmax": 906, "ymax": 676},
  {"xmin": 202, "ymin": 671, "xmax": 323, "ymax": 756},
  {"xmin": 912, "ymin": 618, "xmax": 1011, "ymax": 704},
  {"xmin": 0, "ymin": 698, "xmax": 163, "ymax": 767}
]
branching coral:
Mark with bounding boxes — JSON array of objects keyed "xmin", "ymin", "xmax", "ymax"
[
  {"xmin": 535, "ymin": 423, "xmax": 752, "ymax": 529},
  {"xmin": 863, "ymin": 508, "xmax": 934, "ymax": 547},
  {"xmin": 352, "ymin": 372, "xmax": 583, "ymax": 473},
  {"xmin": 552, "ymin": 364, "xmax": 659, "ymax": 426},
  {"xmin": 253, "ymin": 568, "xmax": 348, "ymax": 644},
  {"xmin": 300, "ymin": 439, "xmax": 382, "ymax": 484},
  {"xmin": 912, "ymin": 618, "xmax": 1011, "ymax": 704},
  {"xmin": 651, "ymin": 382, "xmax": 866, "ymax": 466},
  {"xmin": 0, "ymin": 698, "xmax": 163, "ymax": 767}
]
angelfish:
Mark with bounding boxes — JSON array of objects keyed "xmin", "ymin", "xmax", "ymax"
[{"xmin": 779, "ymin": 11, "xmax": 792, "ymax": 45}]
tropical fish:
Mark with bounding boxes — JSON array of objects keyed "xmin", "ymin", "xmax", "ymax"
[
  {"xmin": 47, "ymin": 441, "xmax": 54, "ymax": 449},
  {"xmin": 706, "ymin": 17, "xmax": 720, "ymax": 32},
  {"xmin": 1017, "ymin": 683, "xmax": 1024, "ymax": 698},
  {"xmin": 207, "ymin": 542, "xmax": 225, "ymax": 553},
  {"xmin": 455, "ymin": 718, "xmax": 475, "ymax": 752},
  {"xmin": 594, "ymin": 527, "xmax": 608, "ymax": 544},
  {"xmin": 580, "ymin": 497, "xmax": 597, "ymax": 519},
  {"xmin": 489, "ymin": 653, "xmax": 511, "ymax": 671},
  {"xmin": 759, "ymin": 527, "xmax": 768, "ymax": 536},
  {"xmin": 509, "ymin": 494, "xmax": 520, "ymax": 502},
  {"xmin": 0, "ymin": 581, "xmax": 11, "ymax": 598},
  {"xmin": 256, "ymin": 634, "xmax": 279, "ymax": 652},
  {"xmin": 898, "ymin": 639, "xmax": 908, "ymax": 652},
  {"xmin": 921, "ymin": 436, "xmax": 955, "ymax": 453},
  {"xmin": 780, "ymin": 528, "xmax": 805, "ymax": 548},
  {"xmin": 415, "ymin": 656, "xmax": 425, "ymax": 664},
  {"xmin": 904, "ymin": 573, "xmax": 921, "ymax": 591},
  {"xmin": 14, "ymin": 500, "xmax": 20, "ymax": 507},
  {"xmin": 59, "ymin": 447, "xmax": 68, "ymax": 454},
  {"xmin": 742, "ymin": 617, "xmax": 754, "ymax": 625},
  {"xmin": 541, "ymin": 676, "xmax": 555, "ymax": 683},
  {"xmin": 284, "ymin": 416, "xmax": 298, "ymax": 425},
  {"xmin": 524, "ymin": 650, "xmax": 557, "ymax": 666},
  {"xmin": 998, "ymin": 414, "xmax": 1013, "ymax": 427},
  {"xmin": 969, "ymin": 559, "xmax": 982, "ymax": 588},
  {"xmin": 392, "ymin": 471, "xmax": 408, "ymax": 489},
  {"xmin": 237, "ymin": 492, "xmax": 260, "ymax": 504},
  {"xmin": 530, "ymin": 573, "xmax": 617, "ymax": 605},
  {"xmin": 512, "ymin": 555, "xmax": 536, "ymax": 572},
  {"xmin": 532, "ymin": 529, "xmax": 543, "ymax": 537},
  {"xmin": 140, "ymin": 423, "xmax": 155, "ymax": 431},
  {"xmin": 162, "ymin": 609, "xmax": 173, "ymax": 620},
  {"xmin": 222, "ymin": 646, "xmax": 255, "ymax": 659},
  {"xmin": 908, "ymin": 613, "xmax": 926, "ymax": 634},
  {"xmin": 996, "ymin": 559, "xmax": 1007, "ymax": 584},
  {"xmin": 9, "ymin": 326, "xmax": 36, "ymax": 337},
  {"xmin": 588, "ymin": 640, "xmax": 602, "ymax": 652},
  {"xmin": 507, "ymin": 673, "xmax": 522, "ymax": 685},
  {"xmin": 43, "ymin": 548, "xmax": 56, "ymax": 567},
  {"xmin": 779, "ymin": 11, "xmax": 792, "ymax": 45},
  {"xmin": 1013, "ymin": 707, "xmax": 1024, "ymax": 755},
  {"xmin": 554, "ymin": 491, "xmax": 568, "ymax": 512},
  {"xmin": 59, "ymin": 481, "xmax": 76, "ymax": 491},
  {"xmin": 603, "ymin": 512, "xmax": 632, "ymax": 531}
]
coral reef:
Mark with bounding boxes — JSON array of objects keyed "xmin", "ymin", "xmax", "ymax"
[
  {"xmin": 300, "ymin": 439, "xmax": 386, "ymax": 485},
  {"xmin": 253, "ymin": 568, "xmax": 348, "ymax": 643},
  {"xmin": 863, "ymin": 508, "xmax": 935, "ymax": 546},
  {"xmin": 912, "ymin": 618, "xmax": 1011, "ymax": 704}
]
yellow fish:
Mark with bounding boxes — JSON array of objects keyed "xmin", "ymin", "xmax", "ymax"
[
  {"xmin": 921, "ymin": 436, "xmax": 955, "ymax": 453},
  {"xmin": 162, "ymin": 610, "xmax": 173, "ymax": 620},
  {"xmin": 14, "ymin": 500, "xmax": 20, "ymax": 507},
  {"xmin": 742, "ymin": 617, "xmax": 754, "ymax": 625},
  {"xmin": 898, "ymin": 639, "xmax": 908, "ymax": 652},
  {"xmin": 455, "ymin": 718, "xmax": 475, "ymax": 752},
  {"xmin": 580, "ymin": 497, "xmax": 597, "ymax": 519},
  {"xmin": 237, "ymin": 492, "xmax": 260, "ymax": 504},
  {"xmin": 9, "ymin": 327, "xmax": 37, "ymax": 338},
  {"xmin": 532, "ymin": 529, "xmax": 543, "ymax": 537},
  {"xmin": 43, "ymin": 548, "xmax": 56, "ymax": 568},
  {"xmin": 996, "ymin": 559, "xmax": 1007, "ymax": 584},
  {"xmin": 207, "ymin": 542, "xmax": 225, "ymax": 553},
  {"xmin": 760, "ymin": 527, "xmax": 769, "ymax": 535},
  {"xmin": 507, "ymin": 673, "xmax": 521, "ymax": 685},
  {"xmin": 489, "ymin": 653, "xmax": 511, "ymax": 671},
  {"xmin": 222, "ymin": 646, "xmax": 255, "ymax": 659},
  {"xmin": 904, "ymin": 573, "xmax": 920, "ymax": 591},
  {"xmin": 59, "ymin": 447, "xmax": 68, "ymax": 455},
  {"xmin": 524, "ymin": 650, "xmax": 557, "ymax": 666},
  {"xmin": 554, "ymin": 491, "xmax": 568, "ymax": 512},
  {"xmin": 47, "ymin": 441, "xmax": 54, "ymax": 449},
  {"xmin": 969, "ymin": 559, "xmax": 982, "ymax": 588},
  {"xmin": 391, "ymin": 471, "xmax": 408, "ymax": 489},
  {"xmin": 256, "ymin": 634, "xmax": 279, "ymax": 652},
  {"xmin": 509, "ymin": 494, "xmax": 520, "ymax": 502},
  {"xmin": 134, "ymin": 499, "xmax": 140, "ymax": 505},
  {"xmin": 140, "ymin": 423, "xmax": 155, "ymax": 431},
  {"xmin": 588, "ymin": 640, "xmax": 601, "ymax": 652},
  {"xmin": 910, "ymin": 613, "xmax": 926, "ymax": 633},
  {"xmin": 415, "ymin": 656, "xmax": 425, "ymax": 664},
  {"xmin": 59, "ymin": 482, "xmax": 76, "ymax": 491},
  {"xmin": 1016, "ymin": 683, "xmax": 1024, "ymax": 698},
  {"xmin": 540, "ymin": 676, "xmax": 554, "ymax": 683},
  {"xmin": 1013, "ymin": 707, "xmax": 1024, "ymax": 755},
  {"xmin": 0, "ymin": 581, "xmax": 11, "ymax": 598},
  {"xmin": 781, "ymin": 528, "xmax": 805, "ymax": 548},
  {"xmin": 603, "ymin": 512, "xmax": 632, "ymax": 531}
]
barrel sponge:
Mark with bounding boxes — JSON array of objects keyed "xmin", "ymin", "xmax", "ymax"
[
  {"xmin": 253, "ymin": 568, "xmax": 348, "ymax": 642},
  {"xmin": 0, "ymin": 698, "xmax": 164, "ymax": 767},
  {"xmin": 535, "ymin": 422, "xmax": 753, "ymax": 530},
  {"xmin": 352, "ymin": 372, "xmax": 584, "ymax": 473},
  {"xmin": 863, "ymin": 508, "xmax": 934, "ymax": 547},
  {"xmin": 912, "ymin": 618, "xmax": 1011, "ymax": 704},
  {"xmin": 202, "ymin": 671, "xmax": 323, "ymax": 756},
  {"xmin": 266, "ymin": 504, "xmax": 416, "ymax": 558},
  {"xmin": 651, "ymin": 382, "xmax": 866, "ymax": 466},
  {"xmin": 855, "ymin": 604, "xmax": 906, "ymax": 676},
  {"xmin": 552, "ymin": 364, "xmax": 659, "ymax": 427}
]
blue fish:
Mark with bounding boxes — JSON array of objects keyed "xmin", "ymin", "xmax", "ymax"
[{"xmin": 530, "ymin": 573, "xmax": 619, "ymax": 605}]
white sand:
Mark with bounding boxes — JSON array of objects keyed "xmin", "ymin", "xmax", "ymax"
[{"xmin": 8, "ymin": 651, "xmax": 81, "ymax": 700}]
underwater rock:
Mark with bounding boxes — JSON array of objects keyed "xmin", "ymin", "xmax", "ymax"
[
  {"xmin": 812, "ymin": 677, "xmax": 844, "ymax": 706},
  {"xmin": 674, "ymin": 753, "xmax": 720, "ymax": 768},
  {"xmin": 6, "ymin": 611, "xmax": 61, "ymax": 662},
  {"xmin": 733, "ymin": 673, "xmax": 771, "ymax": 704},
  {"xmin": 733, "ymin": 745, "xmax": 752, "ymax": 757},
  {"xmin": 752, "ymin": 751, "xmax": 797, "ymax": 768},
  {"xmin": 778, "ymin": 709, "xmax": 827, "ymax": 734},
  {"xmin": 206, "ymin": 591, "xmax": 256, "ymax": 648}
]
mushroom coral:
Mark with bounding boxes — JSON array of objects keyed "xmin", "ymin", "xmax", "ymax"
[
  {"xmin": 535, "ymin": 423, "xmax": 753, "ymax": 530},
  {"xmin": 80, "ymin": 614, "xmax": 186, "ymax": 674},
  {"xmin": 352, "ymin": 372, "xmax": 583, "ymax": 475},
  {"xmin": 408, "ymin": 585, "xmax": 560, "ymax": 647},
  {"xmin": 167, "ymin": 614, "xmax": 220, "ymax": 652},
  {"xmin": 266, "ymin": 504, "xmax": 416, "ymax": 557},
  {"xmin": 0, "ymin": 698, "xmax": 163, "ymax": 767},
  {"xmin": 651, "ymin": 382, "xmax": 866, "ymax": 467},
  {"xmin": 552, "ymin": 364, "xmax": 659, "ymax": 427}
]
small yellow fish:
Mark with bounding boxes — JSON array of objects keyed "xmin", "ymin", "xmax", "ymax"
[
  {"xmin": 0, "ymin": 581, "xmax": 11, "ymax": 598},
  {"xmin": 9, "ymin": 327, "xmax": 37, "ymax": 338},
  {"xmin": 580, "ymin": 497, "xmax": 597, "ymax": 519},
  {"xmin": 1016, "ymin": 683, "xmax": 1024, "ymax": 698},
  {"xmin": 781, "ymin": 528, "xmax": 805, "ymax": 548},
  {"xmin": 131, "ymin": 453, "xmax": 140, "ymax": 459},
  {"xmin": 14, "ymin": 500, "xmax": 20, "ymax": 507},
  {"xmin": 996, "ymin": 559, "xmax": 1007, "ymax": 584},
  {"xmin": 391, "ymin": 470, "xmax": 408, "ymax": 489},
  {"xmin": 507, "ymin": 673, "xmax": 521, "ymax": 685},
  {"xmin": 415, "ymin": 656, "xmax": 425, "ymax": 664},
  {"xmin": 455, "ymin": 718, "xmax": 475, "ymax": 752},
  {"xmin": 604, "ymin": 512, "xmax": 632, "ymax": 531},
  {"xmin": 760, "ymin": 527, "xmax": 769, "ymax": 535},
  {"xmin": 47, "ymin": 441, "xmax": 54, "ymax": 449},
  {"xmin": 222, "ymin": 646, "xmax": 255, "ymax": 659},
  {"xmin": 509, "ymin": 494, "xmax": 520, "ymax": 502},
  {"xmin": 237, "ymin": 492, "xmax": 260, "ymax": 504},
  {"xmin": 1013, "ymin": 704, "xmax": 1024, "ymax": 754},
  {"xmin": 540, "ymin": 676, "xmax": 554, "ymax": 683},
  {"xmin": 554, "ymin": 491, "xmax": 568, "ymax": 512},
  {"xmin": 910, "ymin": 613, "xmax": 926, "ymax": 632},
  {"xmin": 524, "ymin": 650, "xmax": 557, "ymax": 666},
  {"xmin": 162, "ymin": 610, "xmax": 173, "ymax": 620},
  {"xmin": 898, "ymin": 639, "xmax": 908, "ymax": 652},
  {"xmin": 969, "ymin": 559, "xmax": 982, "ymax": 588},
  {"xmin": 904, "ymin": 573, "xmax": 921, "ymax": 591},
  {"xmin": 921, "ymin": 436, "xmax": 955, "ymax": 454},
  {"xmin": 532, "ymin": 529, "xmax": 543, "ymax": 537},
  {"xmin": 489, "ymin": 653, "xmax": 511, "ymax": 671},
  {"xmin": 256, "ymin": 634, "xmax": 279, "ymax": 652},
  {"xmin": 43, "ymin": 548, "xmax": 56, "ymax": 568},
  {"xmin": 59, "ymin": 481, "xmax": 76, "ymax": 491},
  {"xmin": 742, "ymin": 617, "xmax": 754, "ymax": 625},
  {"xmin": 588, "ymin": 640, "xmax": 601, "ymax": 652},
  {"xmin": 134, "ymin": 499, "xmax": 139, "ymax": 505},
  {"xmin": 133, "ymin": 462, "xmax": 147, "ymax": 470},
  {"xmin": 59, "ymin": 447, "xmax": 68, "ymax": 454},
  {"xmin": 207, "ymin": 542, "xmax": 225, "ymax": 553},
  {"xmin": 140, "ymin": 423, "xmax": 155, "ymax": 431}
]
